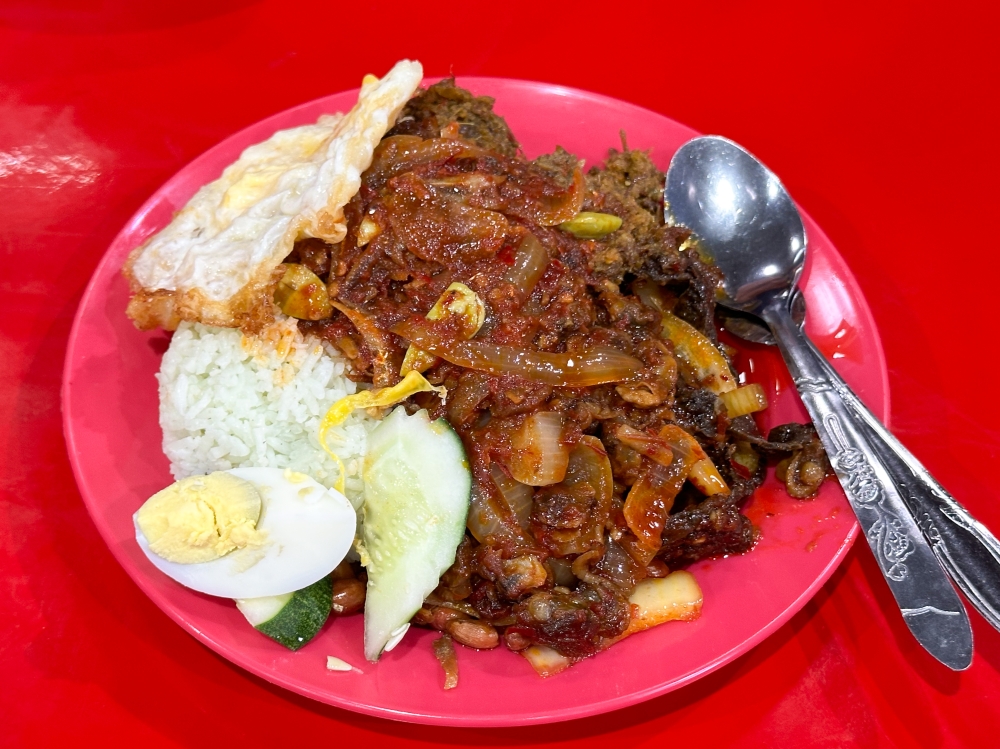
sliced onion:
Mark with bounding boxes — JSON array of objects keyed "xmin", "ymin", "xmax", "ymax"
[
  {"xmin": 507, "ymin": 412, "xmax": 569, "ymax": 486},
  {"xmin": 331, "ymin": 300, "xmax": 396, "ymax": 387},
  {"xmin": 509, "ymin": 166, "xmax": 586, "ymax": 227},
  {"xmin": 547, "ymin": 557, "xmax": 576, "ymax": 586},
  {"xmin": 393, "ymin": 317, "xmax": 645, "ymax": 386},
  {"xmin": 365, "ymin": 136, "xmax": 480, "ymax": 190},
  {"xmin": 594, "ymin": 537, "xmax": 639, "ymax": 589},
  {"xmin": 467, "ymin": 482, "xmax": 511, "ymax": 543},
  {"xmin": 490, "ymin": 463, "xmax": 534, "ymax": 530},
  {"xmin": 563, "ymin": 435, "xmax": 613, "ymax": 540},
  {"xmin": 540, "ymin": 435, "xmax": 614, "ymax": 557},
  {"xmin": 606, "ymin": 423, "xmax": 674, "ymax": 467},
  {"xmin": 502, "ymin": 232, "xmax": 549, "ymax": 300},
  {"xmin": 656, "ymin": 424, "xmax": 700, "ymax": 460},
  {"xmin": 658, "ymin": 424, "xmax": 730, "ymax": 496},
  {"xmin": 619, "ymin": 532, "xmax": 659, "ymax": 568},
  {"xmin": 633, "ymin": 279, "xmax": 673, "ymax": 313},
  {"xmin": 615, "ymin": 423, "xmax": 730, "ymax": 545},
  {"xmin": 564, "ymin": 436, "xmax": 613, "ymax": 503},
  {"xmin": 467, "ymin": 447, "xmax": 530, "ymax": 544},
  {"xmin": 624, "ymin": 452, "xmax": 694, "ymax": 548},
  {"xmin": 447, "ymin": 371, "xmax": 493, "ymax": 426},
  {"xmin": 426, "ymin": 173, "xmax": 506, "ymax": 191},
  {"xmin": 659, "ymin": 311, "xmax": 737, "ymax": 395}
]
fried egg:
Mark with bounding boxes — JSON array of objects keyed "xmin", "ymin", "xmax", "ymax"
[{"xmin": 124, "ymin": 59, "xmax": 423, "ymax": 331}]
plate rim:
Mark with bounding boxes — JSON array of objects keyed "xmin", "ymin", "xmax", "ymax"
[{"xmin": 61, "ymin": 76, "xmax": 887, "ymax": 726}]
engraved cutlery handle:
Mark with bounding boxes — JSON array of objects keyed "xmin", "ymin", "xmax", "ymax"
[
  {"xmin": 803, "ymin": 336, "xmax": 1000, "ymax": 633},
  {"xmin": 762, "ymin": 299, "xmax": 973, "ymax": 670}
]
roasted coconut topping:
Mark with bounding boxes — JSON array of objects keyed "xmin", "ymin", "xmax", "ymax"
[{"xmin": 277, "ymin": 80, "xmax": 831, "ymax": 660}]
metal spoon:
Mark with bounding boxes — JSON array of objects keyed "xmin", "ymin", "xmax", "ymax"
[
  {"xmin": 666, "ymin": 135, "xmax": 974, "ymax": 670},
  {"xmin": 724, "ymin": 291, "xmax": 1000, "ymax": 636}
]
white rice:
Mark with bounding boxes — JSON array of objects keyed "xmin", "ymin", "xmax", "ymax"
[{"xmin": 157, "ymin": 317, "xmax": 375, "ymax": 509}]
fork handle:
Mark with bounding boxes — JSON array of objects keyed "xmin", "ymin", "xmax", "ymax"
[
  {"xmin": 803, "ymin": 335, "xmax": 1000, "ymax": 633},
  {"xmin": 761, "ymin": 299, "xmax": 972, "ymax": 669}
]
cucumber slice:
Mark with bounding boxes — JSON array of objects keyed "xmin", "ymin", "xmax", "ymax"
[
  {"xmin": 361, "ymin": 407, "xmax": 471, "ymax": 662},
  {"xmin": 235, "ymin": 576, "xmax": 333, "ymax": 651}
]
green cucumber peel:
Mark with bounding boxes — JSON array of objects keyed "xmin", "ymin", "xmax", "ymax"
[{"xmin": 236, "ymin": 576, "xmax": 333, "ymax": 651}]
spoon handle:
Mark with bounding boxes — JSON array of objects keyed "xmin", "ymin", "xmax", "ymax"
[
  {"xmin": 761, "ymin": 300, "xmax": 973, "ymax": 670},
  {"xmin": 803, "ymin": 336, "xmax": 1000, "ymax": 633}
]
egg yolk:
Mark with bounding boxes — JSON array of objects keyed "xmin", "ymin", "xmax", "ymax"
[{"xmin": 136, "ymin": 472, "xmax": 266, "ymax": 564}]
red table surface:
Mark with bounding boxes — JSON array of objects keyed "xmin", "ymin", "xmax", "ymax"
[{"xmin": 2, "ymin": 1, "xmax": 999, "ymax": 746}]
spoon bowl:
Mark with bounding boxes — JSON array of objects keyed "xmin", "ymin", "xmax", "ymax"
[
  {"xmin": 664, "ymin": 135, "xmax": 977, "ymax": 671},
  {"xmin": 666, "ymin": 136, "xmax": 805, "ymax": 312}
]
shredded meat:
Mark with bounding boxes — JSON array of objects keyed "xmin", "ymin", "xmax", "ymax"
[
  {"xmin": 387, "ymin": 78, "xmax": 520, "ymax": 157},
  {"xmin": 293, "ymin": 82, "xmax": 830, "ymax": 660},
  {"xmin": 583, "ymin": 147, "xmax": 690, "ymax": 285},
  {"xmin": 657, "ymin": 495, "xmax": 756, "ymax": 568}
]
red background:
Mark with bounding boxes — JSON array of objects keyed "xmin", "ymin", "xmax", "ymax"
[{"xmin": 2, "ymin": 1, "xmax": 999, "ymax": 746}]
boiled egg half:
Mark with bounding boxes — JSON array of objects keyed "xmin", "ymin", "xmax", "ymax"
[{"xmin": 134, "ymin": 467, "xmax": 356, "ymax": 598}]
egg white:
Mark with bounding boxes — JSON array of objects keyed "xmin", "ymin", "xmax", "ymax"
[
  {"xmin": 134, "ymin": 467, "xmax": 356, "ymax": 598},
  {"xmin": 124, "ymin": 60, "xmax": 424, "ymax": 331}
]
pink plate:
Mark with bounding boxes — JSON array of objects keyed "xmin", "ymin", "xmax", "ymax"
[{"xmin": 61, "ymin": 78, "xmax": 889, "ymax": 726}]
